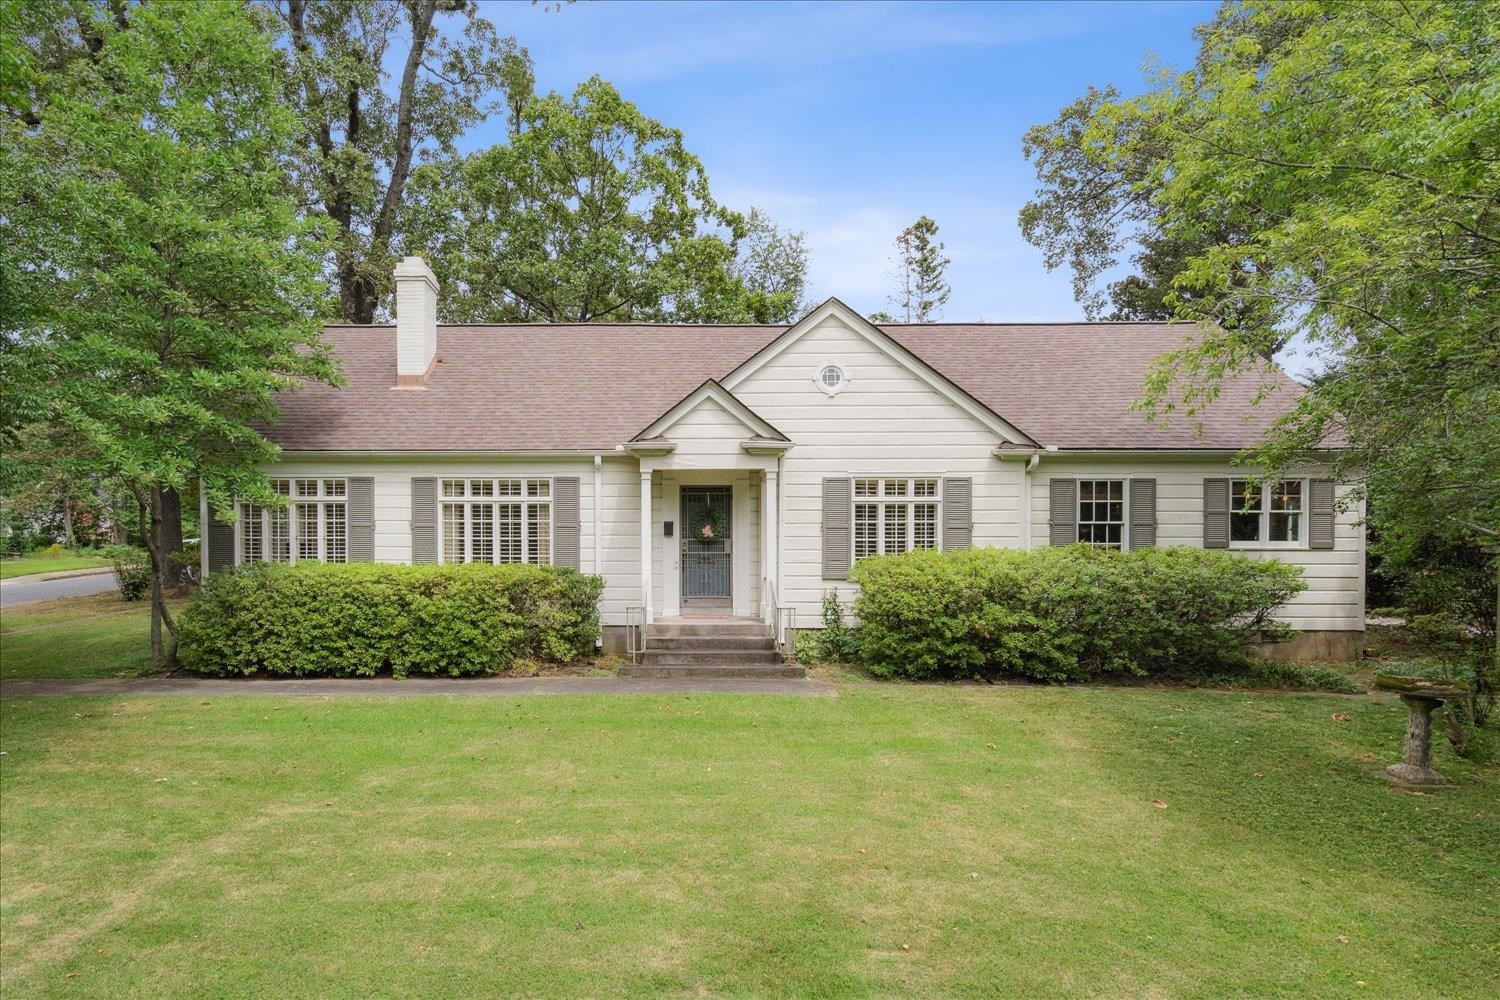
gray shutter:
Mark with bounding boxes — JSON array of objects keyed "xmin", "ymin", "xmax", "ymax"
[
  {"xmin": 410, "ymin": 477, "xmax": 437, "ymax": 564},
  {"xmin": 1309, "ymin": 478, "xmax": 1336, "ymax": 549},
  {"xmin": 942, "ymin": 477, "xmax": 972, "ymax": 550},
  {"xmin": 1048, "ymin": 478, "xmax": 1077, "ymax": 546},
  {"xmin": 821, "ymin": 477, "xmax": 852, "ymax": 579},
  {"xmin": 553, "ymin": 476, "xmax": 581, "ymax": 569},
  {"xmin": 347, "ymin": 477, "xmax": 374, "ymax": 562},
  {"xmin": 206, "ymin": 516, "xmax": 235, "ymax": 574},
  {"xmin": 1128, "ymin": 478, "xmax": 1157, "ymax": 550},
  {"xmin": 1203, "ymin": 478, "xmax": 1230, "ymax": 549}
]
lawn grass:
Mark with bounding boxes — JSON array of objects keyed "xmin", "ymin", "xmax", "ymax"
[
  {"xmin": 0, "ymin": 593, "xmax": 185, "ymax": 680},
  {"xmin": 1, "ymin": 684, "xmax": 1495, "ymax": 998},
  {"xmin": 0, "ymin": 555, "xmax": 110, "ymax": 580}
]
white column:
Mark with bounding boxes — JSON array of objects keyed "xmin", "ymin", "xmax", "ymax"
[
  {"xmin": 639, "ymin": 469, "xmax": 654, "ymax": 623},
  {"xmin": 763, "ymin": 468, "xmax": 779, "ymax": 596}
]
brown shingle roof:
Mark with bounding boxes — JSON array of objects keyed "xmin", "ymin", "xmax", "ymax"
[{"xmin": 264, "ymin": 320, "xmax": 1305, "ymax": 453}]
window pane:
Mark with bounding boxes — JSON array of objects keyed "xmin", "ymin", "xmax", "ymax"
[
  {"xmin": 498, "ymin": 503, "xmax": 522, "ymax": 563},
  {"xmin": 528, "ymin": 479, "xmax": 550, "ymax": 498},
  {"xmin": 269, "ymin": 507, "xmax": 290, "ymax": 563},
  {"xmin": 1230, "ymin": 512, "xmax": 1261, "ymax": 542},
  {"xmin": 497, "ymin": 479, "xmax": 522, "ymax": 498},
  {"xmin": 854, "ymin": 503, "xmax": 879, "ymax": 560},
  {"xmin": 296, "ymin": 503, "xmax": 320, "ymax": 561},
  {"xmin": 442, "ymin": 479, "xmax": 464, "ymax": 498},
  {"xmin": 914, "ymin": 479, "xmax": 938, "ymax": 498},
  {"xmin": 324, "ymin": 479, "xmax": 345, "ymax": 498},
  {"xmin": 295, "ymin": 479, "xmax": 318, "ymax": 498},
  {"xmin": 913, "ymin": 503, "xmax": 938, "ymax": 549},
  {"xmin": 527, "ymin": 502, "xmax": 551, "ymax": 564},
  {"xmin": 442, "ymin": 503, "xmax": 465, "ymax": 562},
  {"xmin": 854, "ymin": 479, "xmax": 879, "ymax": 498},
  {"xmin": 470, "ymin": 479, "xmax": 494, "ymax": 498},
  {"xmin": 1269, "ymin": 512, "xmax": 1301, "ymax": 543},
  {"xmin": 240, "ymin": 503, "xmax": 263, "ymax": 562},
  {"xmin": 471, "ymin": 503, "xmax": 494, "ymax": 563},
  {"xmin": 883, "ymin": 502, "xmax": 907, "ymax": 554},
  {"xmin": 883, "ymin": 479, "xmax": 908, "ymax": 497},
  {"xmin": 325, "ymin": 502, "xmax": 346, "ymax": 563},
  {"xmin": 271, "ymin": 479, "xmax": 290, "ymax": 496},
  {"xmin": 1271, "ymin": 480, "xmax": 1301, "ymax": 512}
]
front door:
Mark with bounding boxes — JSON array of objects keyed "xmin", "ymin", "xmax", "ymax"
[{"xmin": 680, "ymin": 486, "xmax": 732, "ymax": 603}]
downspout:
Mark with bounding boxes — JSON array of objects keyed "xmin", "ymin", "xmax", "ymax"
[
  {"xmin": 1021, "ymin": 451, "xmax": 1040, "ymax": 550},
  {"xmin": 593, "ymin": 454, "xmax": 604, "ymax": 648},
  {"xmin": 198, "ymin": 479, "xmax": 210, "ymax": 580}
]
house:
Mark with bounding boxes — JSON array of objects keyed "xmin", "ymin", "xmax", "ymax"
[{"xmin": 201, "ymin": 257, "xmax": 1364, "ymax": 662}]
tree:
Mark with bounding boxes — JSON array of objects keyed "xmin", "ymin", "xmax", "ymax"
[
  {"xmin": 268, "ymin": 0, "xmax": 528, "ymax": 323},
  {"xmin": 1020, "ymin": 1, "xmax": 1498, "ymax": 659},
  {"xmin": 731, "ymin": 207, "xmax": 810, "ymax": 323},
  {"xmin": 886, "ymin": 216, "xmax": 951, "ymax": 322},
  {"xmin": 1, "ymin": 2, "xmax": 339, "ymax": 666},
  {"xmin": 1018, "ymin": 5, "xmax": 1307, "ymax": 352},
  {"xmin": 405, "ymin": 76, "xmax": 766, "ymax": 323}
]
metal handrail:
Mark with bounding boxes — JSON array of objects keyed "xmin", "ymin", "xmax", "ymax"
[
  {"xmin": 625, "ymin": 606, "xmax": 647, "ymax": 663},
  {"xmin": 761, "ymin": 578, "xmax": 796, "ymax": 664}
]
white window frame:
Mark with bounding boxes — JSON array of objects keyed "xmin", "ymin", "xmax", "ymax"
[
  {"xmin": 438, "ymin": 477, "xmax": 554, "ymax": 566},
  {"xmin": 1229, "ymin": 478, "xmax": 1308, "ymax": 550},
  {"xmin": 813, "ymin": 360, "xmax": 850, "ymax": 397},
  {"xmin": 852, "ymin": 477, "xmax": 942, "ymax": 560},
  {"xmin": 238, "ymin": 478, "xmax": 347, "ymax": 565},
  {"xmin": 1076, "ymin": 478, "xmax": 1129, "ymax": 550}
]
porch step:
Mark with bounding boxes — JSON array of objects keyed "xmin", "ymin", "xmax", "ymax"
[
  {"xmin": 620, "ymin": 662, "xmax": 806, "ymax": 680},
  {"xmin": 648, "ymin": 635, "xmax": 777, "ymax": 652},
  {"xmin": 639, "ymin": 649, "xmax": 783, "ymax": 666},
  {"xmin": 648, "ymin": 621, "xmax": 769, "ymax": 638}
]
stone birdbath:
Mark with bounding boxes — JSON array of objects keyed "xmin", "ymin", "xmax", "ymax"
[{"xmin": 1374, "ymin": 675, "xmax": 1470, "ymax": 786}]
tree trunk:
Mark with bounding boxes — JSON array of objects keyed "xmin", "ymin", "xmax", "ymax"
[
  {"xmin": 61, "ymin": 498, "xmax": 74, "ymax": 547},
  {"xmin": 159, "ymin": 486, "xmax": 184, "ymax": 586},
  {"xmin": 136, "ymin": 485, "xmax": 180, "ymax": 671}
]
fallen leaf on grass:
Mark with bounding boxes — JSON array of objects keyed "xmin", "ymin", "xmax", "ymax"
[
  {"xmin": 1332, "ymin": 713, "xmax": 1351, "ymax": 722},
  {"xmin": 1151, "ymin": 800, "xmax": 1168, "ymax": 809},
  {"xmin": 1338, "ymin": 935, "xmax": 1349, "ymax": 944}
]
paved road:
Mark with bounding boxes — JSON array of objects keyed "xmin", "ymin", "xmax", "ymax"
[
  {"xmin": 0, "ymin": 675, "xmax": 836, "ymax": 698},
  {"xmin": 1, "ymin": 570, "xmax": 119, "ymax": 609}
]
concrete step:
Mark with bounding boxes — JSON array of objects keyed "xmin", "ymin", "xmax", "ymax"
[
  {"xmin": 648, "ymin": 635, "xmax": 777, "ymax": 652},
  {"xmin": 648, "ymin": 621, "xmax": 769, "ymax": 638},
  {"xmin": 620, "ymin": 662, "xmax": 806, "ymax": 680},
  {"xmin": 639, "ymin": 649, "xmax": 783, "ymax": 666}
]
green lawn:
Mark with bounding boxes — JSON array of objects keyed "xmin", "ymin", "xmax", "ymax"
[
  {"xmin": 1, "ymin": 683, "xmax": 1495, "ymax": 998},
  {"xmin": 0, "ymin": 555, "xmax": 110, "ymax": 580},
  {"xmin": 0, "ymin": 593, "xmax": 184, "ymax": 680}
]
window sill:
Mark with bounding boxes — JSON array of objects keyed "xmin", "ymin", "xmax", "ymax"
[{"xmin": 1229, "ymin": 543, "xmax": 1308, "ymax": 552}]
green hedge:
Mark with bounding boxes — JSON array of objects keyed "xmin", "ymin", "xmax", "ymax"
[
  {"xmin": 178, "ymin": 563, "xmax": 603, "ymax": 678},
  {"xmin": 849, "ymin": 546, "xmax": 1306, "ymax": 682}
]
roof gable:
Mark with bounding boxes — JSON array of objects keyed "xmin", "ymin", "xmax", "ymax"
[
  {"xmin": 721, "ymin": 298, "xmax": 1037, "ymax": 447},
  {"xmin": 633, "ymin": 379, "xmax": 788, "ymax": 442}
]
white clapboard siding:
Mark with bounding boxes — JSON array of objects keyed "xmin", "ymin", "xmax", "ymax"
[{"xmin": 1028, "ymin": 459, "xmax": 1365, "ymax": 630}]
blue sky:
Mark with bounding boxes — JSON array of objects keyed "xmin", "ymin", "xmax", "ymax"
[{"xmin": 471, "ymin": 0, "xmax": 1216, "ymax": 322}]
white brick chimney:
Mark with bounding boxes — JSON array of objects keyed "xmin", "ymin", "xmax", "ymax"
[{"xmin": 393, "ymin": 256, "xmax": 438, "ymax": 387}]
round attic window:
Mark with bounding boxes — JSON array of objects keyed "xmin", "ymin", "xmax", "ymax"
[{"xmin": 816, "ymin": 364, "xmax": 848, "ymax": 396}]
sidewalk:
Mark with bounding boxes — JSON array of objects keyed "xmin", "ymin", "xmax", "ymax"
[{"xmin": 0, "ymin": 675, "xmax": 836, "ymax": 699}]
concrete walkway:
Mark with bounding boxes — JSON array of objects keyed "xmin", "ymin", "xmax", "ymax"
[{"xmin": 0, "ymin": 675, "xmax": 836, "ymax": 699}]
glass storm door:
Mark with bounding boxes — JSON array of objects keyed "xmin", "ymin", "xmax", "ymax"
[{"xmin": 681, "ymin": 486, "xmax": 732, "ymax": 601}]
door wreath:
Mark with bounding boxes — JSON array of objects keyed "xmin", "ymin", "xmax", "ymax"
[{"xmin": 688, "ymin": 505, "xmax": 729, "ymax": 541}]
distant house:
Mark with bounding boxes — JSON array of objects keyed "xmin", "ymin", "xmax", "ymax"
[{"xmin": 202, "ymin": 257, "xmax": 1363, "ymax": 661}]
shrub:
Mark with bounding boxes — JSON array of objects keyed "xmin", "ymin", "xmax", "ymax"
[
  {"xmin": 849, "ymin": 545, "xmax": 1306, "ymax": 682},
  {"xmin": 804, "ymin": 588, "xmax": 860, "ymax": 663},
  {"xmin": 107, "ymin": 546, "xmax": 151, "ymax": 601},
  {"xmin": 177, "ymin": 562, "xmax": 603, "ymax": 678}
]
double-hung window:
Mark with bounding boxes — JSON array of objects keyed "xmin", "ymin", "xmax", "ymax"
[
  {"xmin": 1077, "ymin": 479, "xmax": 1126, "ymax": 549},
  {"xmin": 239, "ymin": 478, "xmax": 347, "ymax": 564},
  {"xmin": 853, "ymin": 478, "xmax": 940, "ymax": 560},
  {"xmin": 441, "ymin": 478, "xmax": 552, "ymax": 565},
  {"xmin": 1230, "ymin": 479, "xmax": 1305, "ymax": 547}
]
